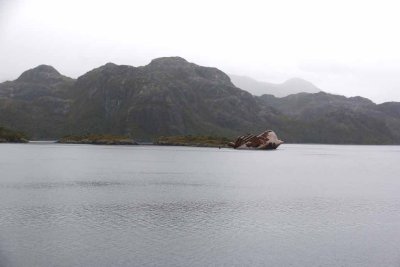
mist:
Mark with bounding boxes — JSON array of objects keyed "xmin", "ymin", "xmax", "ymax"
[{"xmin": 1, "ymin": 0, "xmax": 400, "ymax": 103}]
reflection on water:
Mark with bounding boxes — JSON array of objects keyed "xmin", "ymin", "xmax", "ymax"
[{"xmin": 1, "ymin": 144, "xmax": 400, "ymax": 266}]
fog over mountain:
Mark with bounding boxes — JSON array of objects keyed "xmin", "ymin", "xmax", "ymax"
[
  {"xmin": 229, "ymin": 75, "xmax": 320, "ymax": 97},
  {"xmin": 1, "ymin": 0, "xmax": 400, "ymax": 103}
]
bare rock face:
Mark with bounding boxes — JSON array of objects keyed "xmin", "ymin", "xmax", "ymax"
[{"xmin": 228, "ymin": 130, "xmax": 283, "ymax": 150}]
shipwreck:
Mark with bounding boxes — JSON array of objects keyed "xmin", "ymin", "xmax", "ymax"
[{"xmin": 228, "ymin": 130, "xmax": 283, "ymax": 150}]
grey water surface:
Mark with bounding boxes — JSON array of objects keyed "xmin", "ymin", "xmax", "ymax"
[{"xmin": 1, "ymin": 143, "xmax": 400, "ymax": 267}]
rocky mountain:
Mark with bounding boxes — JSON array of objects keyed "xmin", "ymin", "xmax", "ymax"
[
  {"xmin": 67, "ymin": 57, "xmax": 263, "ymax": 139},
  {"xmin": 257, "ymin": 93, "xmax": 400, "ymax": 144},
  {"xmin": 0, "ymin": 65, "xmax": 74, "ymax": 139},
  {"xmin": 230, "ymin": 74, "xmax": 320, "ymax": 97},
  {"xmin": 0, "ymin": 57, "xmax": 400, "ymax": 144}
]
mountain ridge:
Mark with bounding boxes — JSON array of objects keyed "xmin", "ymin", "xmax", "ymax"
[{"xmin": 1, "ymin": 57, "xmax": 399, "ymax": 144}]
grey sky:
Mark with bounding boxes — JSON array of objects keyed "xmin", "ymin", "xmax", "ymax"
[{"xmin": 1, "ymin": 0, "xmax": 399, "ymax": 103}]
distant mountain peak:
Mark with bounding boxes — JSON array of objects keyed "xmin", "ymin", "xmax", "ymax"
[
  {"xmin": 150, "ymin": 56, "xmax": 188, "ymax": 64},
  {"xmin": 17, "ymin": 65, "xmax": 64, "ymax": 83},
  {"xmin": 148, "ymin": 57, "xmax": 190, "ymax": 70},
  {"xmin": 283, "ymin": 77, "xmax": 313, "ymax": 85},
  {"xmin": 96, "ymin": 62, "xmax": 121, "ymax": 72},
  {"xmin": 280, "ymin": 77, "xmax": 319, "ymax": 92},
  {"xmin": 229, "ymin": 74, "xmax": 320, "ymax": 97},
  {"xmin": 103, "ymin": 62, "xmax": 118, "ymax": 67}
]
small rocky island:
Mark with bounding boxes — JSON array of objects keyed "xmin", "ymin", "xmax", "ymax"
[
  {"xmin": 0, "ymin": 126, "xmax": 28, "ymax": 143},
  {"xmin": 155, "ymin": 131, "xmax": 283, "ymax": 150},
  {"xmin": 228, "ymin": 130, "xmax": 283, "ymax": 150},
  {"xmin": 55, "ymin": 130, "xmax": 283, "ymax": 149},
  {"xmin": 155, "ymin": 135, "xmax": 231, "ymax": 147},
  {"xmin": 58, "ymin": 134, "xmax": 138, "ymax": 145}
]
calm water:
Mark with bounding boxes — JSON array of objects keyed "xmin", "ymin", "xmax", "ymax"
[{"xmin": 0, "ymin": 143, "xmax": 400, "ymax": 267}]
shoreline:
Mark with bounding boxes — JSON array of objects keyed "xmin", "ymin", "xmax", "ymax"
[{"xmin": 2, "ymin": 140, "xmax": 400, "ymax": 147}]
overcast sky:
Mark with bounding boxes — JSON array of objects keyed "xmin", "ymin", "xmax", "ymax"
[{"xmin": 1, "ymin": 0, "xmax": 399, "ymax": 103}]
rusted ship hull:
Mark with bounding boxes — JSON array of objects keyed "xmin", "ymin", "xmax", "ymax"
[{"xmin": 228, "ymin": 130, "xmax": 283, "ymax": 150}]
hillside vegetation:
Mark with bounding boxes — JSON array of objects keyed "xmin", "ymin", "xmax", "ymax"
[
  {"xmin": 1, "ymin": 57, "xmax": 400, "ymax": 144},
  {"xmin": 0, "ymin": 126, "xmax": 28, "ymax": 143},
  {"xmin": 58, "ymin": 134, "xmax": 137, "ymax": 145},
  {"xmin": 155, "ymin": 135, "xmax": 231, "ymax": 147}
]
